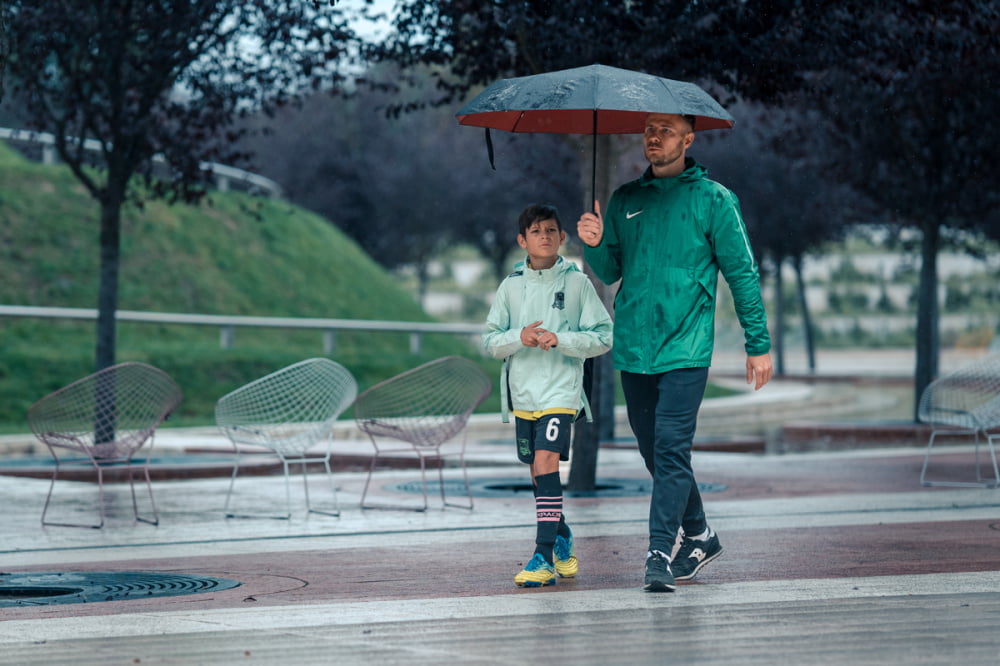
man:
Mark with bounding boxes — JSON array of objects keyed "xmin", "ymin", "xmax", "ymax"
[{"xmin": 577, "ymin": 112, "xmax": 773, "ymax": 592}]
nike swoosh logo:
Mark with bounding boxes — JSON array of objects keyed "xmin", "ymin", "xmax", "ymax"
[{"xmin": 626, "ymin": 210, "xmax": 643, "ymax": 219}]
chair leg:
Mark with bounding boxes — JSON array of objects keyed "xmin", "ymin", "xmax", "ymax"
[
  {"xmin": 439, "ymin": 442, "xmax": 474, "ymax": 510},
  {"xmin": 306, "ymin": 457, "xmax": 341, "ymax": 517},
  {"xmin": 919, "ymin": 430, "xmax": 939, "ymax": 487},
  {"xmin": 131, "ymin": 460, "xmax": 159, "ymax": 526},
  {"xmin": 223, "ymin": 452, "xmax": 242, "ymax": 517},
  {"xmin": 447, "ymin": 456, "xmax": 475, "ymax": 510},
  {"xmin": 280, "ymin": 458, "xmax": 294, "ymax": 520},
  {"xmin": 976, "ymin": 434, "xmax": 1000, "ymax": 488},
  {"xmin": 360, "ymin": 436, "xmax": 428, "ymax": 512},
  {"xmin": 225, "ymin": 451, "xmax": 291, "ymax": 520},
  {"xmin": 41, "ymin": 459, "xmax": 105, "ymax": 529},
  {"xmin": 922, "ymin": 427, "xmax": 998, "ymax": 488},
  {"xmin": 360, "ymin": 446, "xmax": 381, "ymax": 509},
  {"xmin": 417, "ymin": 454, "xmax": 429, "ymax": 512}
]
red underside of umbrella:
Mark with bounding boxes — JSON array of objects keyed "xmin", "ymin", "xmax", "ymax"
[{"xmin": 456, "ymin": 109, "xmax": 734, "ymax": 134}]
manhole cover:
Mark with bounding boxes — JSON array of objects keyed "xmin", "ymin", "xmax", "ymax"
[
  {"xmin": 390, "ymin": 477, "xmax": 726, "ymax": 498},
  {"xmin": 0, "ymin": 572, "xmax": 241, "ymax": 607}
]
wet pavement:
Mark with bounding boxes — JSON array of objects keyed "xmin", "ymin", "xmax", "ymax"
[{"xmin": 1, "ymin": 366, "xmax": 999, "ymax": 665}]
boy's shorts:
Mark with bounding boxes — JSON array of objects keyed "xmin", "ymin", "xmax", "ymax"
[{"xmin": 515, "ymin": 414, "xmax": 572, "ymax": 464}]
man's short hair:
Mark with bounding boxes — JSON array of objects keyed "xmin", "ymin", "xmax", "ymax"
[
  {"xmin": 518, "ymin": 203, "xmax": 562, "ymax": 236},
  {"xmin": 683, "ymin": 114, "xmax": 697, "ymax": 131}
]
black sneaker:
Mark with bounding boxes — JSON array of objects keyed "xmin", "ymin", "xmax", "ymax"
[
  {"xmin": 643, "ymin": 551, "xmax": 676, "ymax": 592},
  {"xmin": 672, "ymin": 529, "xmax": 723, "ymax": 581}
]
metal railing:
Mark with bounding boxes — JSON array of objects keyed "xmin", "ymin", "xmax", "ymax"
[
  {"xmin": 0, "ymin": 305, "xmax": 484, "ymax": 355},
  {"xmin": 0, "ymin": 127, "xmax": 283, "ymax": 198}
]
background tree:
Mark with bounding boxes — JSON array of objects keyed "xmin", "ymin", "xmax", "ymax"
[
  {"xmin": 0, "ymin": 0, "xmax": 8, "ymax": 102},
  {"xmin": 240, "ymin": 65, "xmax": 583, "ymax": 295},
  {"xmin": 786, "ymin": 1, "xmax": 1000, "ymax": 414},
  {"xmin": 2, "ymin": 1, "xmax": 356, "ymax": 372}
]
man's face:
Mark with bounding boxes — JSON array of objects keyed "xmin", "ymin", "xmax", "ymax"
[{"xmin": 643, "ymin": 113, "xmax": 694, "ymax": 172}]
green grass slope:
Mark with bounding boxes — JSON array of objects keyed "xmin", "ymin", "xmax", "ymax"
[{"xmin": 0, "ymin": 142, "xmax": 495, "ymax": 430}]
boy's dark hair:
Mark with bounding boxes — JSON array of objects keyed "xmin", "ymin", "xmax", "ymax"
[{"xmin": 518, "ymin": 203, "xmax": 562, "ymax": 236}]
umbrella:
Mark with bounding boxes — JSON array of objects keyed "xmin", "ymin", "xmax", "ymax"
[{"xmin": 456, "ymin": 63, "xmax": 734, "ymax": 204}]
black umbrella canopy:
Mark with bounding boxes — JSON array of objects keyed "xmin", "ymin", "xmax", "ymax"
[
  {"xmin": 456, "ymin": 63, "xmax": 734, "ymax": 134},
  {"xmin": 456, "ymin": 64, "xmax": 734, "ymax": 202}
]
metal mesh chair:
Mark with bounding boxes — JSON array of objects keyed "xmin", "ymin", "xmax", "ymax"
[
  {"xmin": 354, "ymin": 356, "xmax": 493, "ymax": 511},
  {"xmin": 918, "ymin": 354, "xmax": 1000, "ymax": 487},
  {"xmin": 26, "ymin": 362, "xmax": 183, "ymax": 528},
  {"xmin": 216, "ymin": 358, "xmax": 358, "ymax": 519}
]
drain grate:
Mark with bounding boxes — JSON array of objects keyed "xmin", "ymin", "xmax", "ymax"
[
  {"xmin": 0, "ymin": 572, "xmax": 241, "ymax": 607},
  {"xmin": 391, "ymin": 477, "xmax": 727, "ymax": 498}
]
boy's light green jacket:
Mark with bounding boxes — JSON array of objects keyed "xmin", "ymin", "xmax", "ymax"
[
  {"xmin": 584, "ymin": 159, "xmax": 770, "ymax": 375},
  {"xmin": 483, "ymin": 256, "xmax": 613, "ymax": 421}
]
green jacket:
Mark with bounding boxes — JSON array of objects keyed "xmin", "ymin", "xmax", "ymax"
[{"xmin": 584, "ymin": 158, "xmax": 770, "ymax": 374}]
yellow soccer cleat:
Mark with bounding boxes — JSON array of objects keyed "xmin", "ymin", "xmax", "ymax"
[
  {"xmin": 554, "ymin": 533, "xmax": 578, "ymax": 578},
  {"xmin": 514, "ymin": 553, "xmax": 556, "ymax": 587}
]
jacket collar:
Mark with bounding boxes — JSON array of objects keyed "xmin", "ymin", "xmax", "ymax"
[{"xmin": 639, "ymin": 157, "xmax": 705, "ymax": 187}]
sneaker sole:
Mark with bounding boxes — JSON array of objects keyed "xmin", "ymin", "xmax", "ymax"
[
  {"xmin": 517, "ymin": 579, "xmax": 556, "ymax": 588},
  {"xmin": 673, "ymin": 547, "xmax": 723, "ymax": 582},
  {"xmin": 643, "ymin": 579, "xmax": 676, "ymax": 592}
]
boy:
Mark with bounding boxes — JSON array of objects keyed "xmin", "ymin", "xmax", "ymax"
[{"xmin": 483, "ymin": 203, "xmax": 613, "ymax": 587}]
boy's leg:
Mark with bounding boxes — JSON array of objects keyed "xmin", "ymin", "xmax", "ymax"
[
  {"xmin": 515, "ymin": 414, "xmax": 572, "ymax": 587},
  {"xmin": 530, "ymin": 412, "xmax": 570, "ymax": 563},
  {"xmin": 514, "ymin": 453, "xmax": 561, "ymax": 588},
  {"xmin": 532, "ymin": 414, "xmax": 579, "ymax": 578},
  {"xmin": 514, "ymin": 418, "xmax": 562, "ymax": 587},
  {"xmin": 532, "ymin": 414, "xmax": 576, "ymax": 577}
]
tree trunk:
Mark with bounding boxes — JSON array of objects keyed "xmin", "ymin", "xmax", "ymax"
[
  {"xmin": 95, "ymin": 194, "xmax": 122, "ymax": 444},
  {"xmin": 772, "ymin": 256, "xmax": 785, "ymax": 375},
  {"xmin": 415, "ymin": 259, "xmax": 430, "ymax": 310},
  {"xmin": 914, "ymin": 219, "xmax": 940, "ymax": 420},
  {"xmin": 792, "ymin": 254, "xmax": 816, "ymax": 373},
  {"xmin": 95, "ymin": 197, "xmax": 121, "ymax": 373}
]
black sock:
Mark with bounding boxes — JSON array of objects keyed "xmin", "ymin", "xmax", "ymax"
[
  {"xmin": 558, "ymin": 513, "xmax": 571, "ymax": 539},
  {"xmin": 532, "ymin": 471, "xmax": 562, "ymax": 564}
]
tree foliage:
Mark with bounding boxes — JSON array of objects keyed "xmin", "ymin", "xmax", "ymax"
[
  {"xmin": 370, "ymin": 0, "xmax": 1000, "ymax": 418},
  {"xmin": 0, "ymin": 0, "xmax": 8, "ymax": 101},
  {"xmin": 2, "ymin": 0, "xmax": 357, "ymax": 371},
  {"xmin": 785, "ymin": 1, "xmax": 1000, "ymax": 409},
  {"xmin": 240, "ymin": 66, "xmax": 583, "ymax": 292}
]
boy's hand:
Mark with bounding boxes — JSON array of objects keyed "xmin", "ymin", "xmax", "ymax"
[
  {"xmin": 521, "ymin": 321, "xmax": 558, "ymax": 350},
  {"xmin": 521, "ymin": 321, "xmax": 545, "ymax": 347}
]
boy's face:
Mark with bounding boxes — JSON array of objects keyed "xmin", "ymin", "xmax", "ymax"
[{"xmin": 518, "ymin": 218, "xmax": 565, "ymax": 269}]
